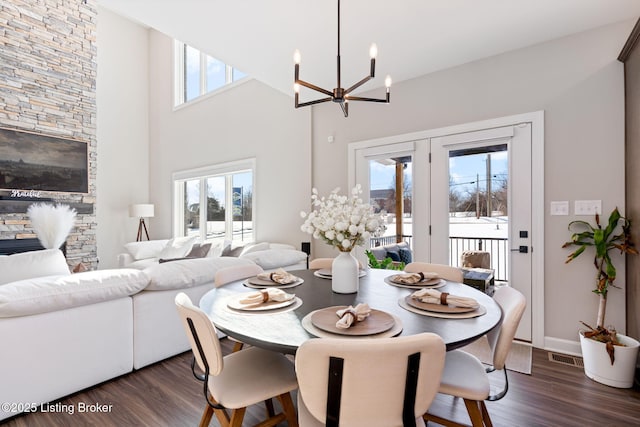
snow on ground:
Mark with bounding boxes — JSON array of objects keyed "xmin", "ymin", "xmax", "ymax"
[{"xmin": 383, "ymin": 215, "xmax": 509, "ymax": 239}]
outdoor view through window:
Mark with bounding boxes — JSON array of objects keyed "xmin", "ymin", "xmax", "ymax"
[{"xmin": 368, "ymin": 145, "xmax": 508, "ymax": 280}]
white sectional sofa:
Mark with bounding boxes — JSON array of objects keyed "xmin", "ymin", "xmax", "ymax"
[
  {"xmin": 117, "ymin": 238, "xmax": 309, "ymax": 272},
  {"xmin": 0, "ymin": 239, "xmax": 307, "ymax": 421}
]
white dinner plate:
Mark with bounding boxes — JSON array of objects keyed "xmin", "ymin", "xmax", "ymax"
[
  {"xmin": 314, "ymin": 269, "xmax": 367, "ymax": 279},
  {"xmin": 226, "ymin": 293, "xmax": 296, "ymax": 311},
  {"xmin": 383, "ymin": 276, "xmax": 446, "ymax": 289}
]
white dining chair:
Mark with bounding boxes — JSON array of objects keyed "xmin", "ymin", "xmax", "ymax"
[
  {"xmin": 214, "ymin": 264, "xmax": 264, "ymax": 288},
  {"xmin": 174, "ymin": 292, "xmax": 299, "ymax": 427},
  {"xmin": 214, "ymin": 264, "xmax": 265, "ymax": 351},
  {"xmin": 309, "ymin": 257, "xmax": 334, "ymax": 270},
  {"xmin": 423, "ymin": 285, "xmax": 526, "ymax": 427},
  {"xmin": 405, "ymin": 262, "xmax": 464, "ymax": 282},
  {"xmin": 309, "ymin": 257, "xmax": 364, "ymax": 270},
  {"xmin": 296, "ymin": 332, "xmax": 446, "ymax": 427}
]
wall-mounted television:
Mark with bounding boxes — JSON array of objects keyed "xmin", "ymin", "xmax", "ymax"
[{"xmin": 0, "ymin": 127, "xmax": 88, "ymax": 194}]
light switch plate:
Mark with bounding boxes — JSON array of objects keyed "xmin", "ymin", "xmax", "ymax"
[
  {"xmin": 574, "ymin": 200, "xmax": 601, "ymax": 216},
  {"xmin": 550, "ymin": 201, "xmax": 569, "ymax": 216}
]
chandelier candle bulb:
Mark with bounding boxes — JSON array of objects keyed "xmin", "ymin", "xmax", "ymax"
[{"xmin": 369, "ymin": 43, "xmax": 378, "ymax": 59}]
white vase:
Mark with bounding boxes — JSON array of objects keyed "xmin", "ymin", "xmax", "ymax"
[
  {"xmin": 579, "ymin": 331, "xmax": 640, "ymax": 388},
  {"xmin": 332, "ymin": 250, "xmax": 359, "ymax": 294}
]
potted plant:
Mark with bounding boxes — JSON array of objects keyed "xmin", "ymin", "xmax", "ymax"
[
  {"xmin": 562, "ymin": 207, "xmax": 640, "ymax": 388},
  {"xmin": 365, "ymin": 250, "xmax": 405, "ymax": 271}
]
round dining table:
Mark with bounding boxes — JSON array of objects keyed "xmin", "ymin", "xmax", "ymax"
[{"xmin": 199, "ymin": 268, "xmax": 502, "ymax": 355}]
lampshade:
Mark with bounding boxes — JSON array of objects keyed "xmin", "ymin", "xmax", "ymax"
[{"xmin": 129, "ymin": 204, "xmax": 154, "ymax": 218}]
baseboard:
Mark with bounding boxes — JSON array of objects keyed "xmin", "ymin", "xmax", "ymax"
[{"xmin": 544, "ymin": 336, "xmax": 582, "ymax": 357}]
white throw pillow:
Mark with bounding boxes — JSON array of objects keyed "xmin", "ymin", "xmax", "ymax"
[
  {"xmin": 124, "ymin": 239, "xmax": 169, "ymax": 261},
  {"xmin": 240, "ymin": 249, "xmax": 308, "ymax": 270},
  {"xmin": 159, "ymin": 236, "xmax": 197, "ymax": 260},
  {"xmin": 0, "ymin": 269, "xmax": 149, "ymax": 317},
  {"xmin": 144, "ymin": 257, "xmax": 256, "ymax": 291},
  {"xmin": 206, "ymin": 239, "xmax": 231, "ymax": 258},
  {"xmin": 0, "ymin": 249, "xmax": 70, "ymax": 285}
]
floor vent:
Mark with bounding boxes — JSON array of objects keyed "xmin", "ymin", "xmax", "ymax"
[{"xmin": 548, "ymin": 352, "xmax": 584, "ymax": 368}]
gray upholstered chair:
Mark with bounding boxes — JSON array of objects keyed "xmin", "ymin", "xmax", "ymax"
[
  {"xmin": 405, "ymin": 261, "xmax": 464, "ymax": 282},
  {"xmin": 423, "ymin": 286, "xmax": 526, "ymax": 427},
  {"xmin": 175, "ymin": 292, "xmax": 298, "ymax": 427},
  {"xmin": 295, "ymin": 332, "xmax": 446, "ymax": 427}
]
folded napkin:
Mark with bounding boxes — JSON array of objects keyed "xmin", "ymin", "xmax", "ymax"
[
  {"xmin": 335, "ymin": 303, "xmax": 371, "ymax": 329},
  {"xmin": 238, "ymin": 288, "xmax": 295, "ymax": 305},
  {"xmin": 256, "ymin": 268, "xmax": 298, "ymax": 284},
  {"xmin": 411, "ymin": 288, "xmax": 478, "ymax": 308},
  {"xmin": 392, "ymin": 271, "xmax": 440, "ymax": 285}
]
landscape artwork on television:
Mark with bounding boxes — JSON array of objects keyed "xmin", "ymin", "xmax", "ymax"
[{"xmin": 0, "ymin": 127, "xmax": 88, "ymax": 194}]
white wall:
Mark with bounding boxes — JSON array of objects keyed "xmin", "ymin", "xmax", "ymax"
[
  {"xmin": 96, "ymin": 10, "xmax": 635, "ymax": 349},
  {"xmin": 96, "ymin": 7, "xmax": 150, "ymax": 269},
  {"xmin": 146, "ymin": 30, "xmax": 312, "ymax": 249},
  {"xmin": 310, "ymin": 19, "xmax": 634, "ymax": 349}
]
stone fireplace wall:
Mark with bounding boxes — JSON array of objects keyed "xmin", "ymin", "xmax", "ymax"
[{"xmin": 0, "ymin": 0, "xmax": 98, "ymax": 269}]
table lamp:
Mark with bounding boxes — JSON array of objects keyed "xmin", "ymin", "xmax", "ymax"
[{"xmin": 129, "ymin": 204, "xmax": 154, "ymax": 241}]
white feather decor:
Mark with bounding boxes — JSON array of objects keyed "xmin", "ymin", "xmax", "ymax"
[{"xmin": 27, "ymin": 203, "xmax": 77, "ymax": 249}]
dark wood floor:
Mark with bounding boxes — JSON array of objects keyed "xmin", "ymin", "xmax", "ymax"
[{"xmin": 3, "ymin": 338, "xmax": 639, "ymax": 427}]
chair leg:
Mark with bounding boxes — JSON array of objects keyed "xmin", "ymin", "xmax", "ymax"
[
  {"xmin": 229, "ymin": 407, "xmax": 247, "ymax": 427},
  {"xmin": 232, "ymin": 340, "xmax": 244, "ymax": 352},
  {"xmin": 277, "ymin": 392, "xmax": 299, "ymax": 427},
  {"xmin": 479, "ymin": 401, "xmax": 493, "ymax": 427},
  {"xmin": 423, "ymin": 412, "xmax": 469, "ymax": 427},
  {"xmin": 463, "ymin": 399, "xmax": 486, "ymax": 427},
  {"xmin": 264, "ymin": 398, "xmax": 276, "ymax": 417},
  {"xmin": 199, "ymin": 405, "xmax": 214, "ymax": 427},
  {"xmin": 212, "ymin": 406, "xmax": 231, "ymax": 427}
]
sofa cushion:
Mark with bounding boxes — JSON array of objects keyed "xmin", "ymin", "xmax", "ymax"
[
  {"xmin": 0, "ymin": 269, "xmax": 149, "ymax": 318},
  {"xmin": 239, "ymin": 242, "xmax": 270, "ymax": 256},
  {"xmin": 206, "ymin": 239, "xmax": 231, "ymax": 258},
  {"xmin": 268, "ymin": 243, "xmax": 295, "ymax": 250},
  {"xmin": 399, "ymin": 248, "xmax": 413, "ymax": 264},
  {"xmin": 0, "ymin": 249, "xmax": 70, "ymax": 285},
  {"xmin": 143, "ymin": 257, "xmax": 256, "ymax": 291},
  {"xmin": 186, "ymin": 243, "xmax": 212, "ymax": 258},
  {"xmin": 239, "ymin": 249, "xmax": 308, "ymax": 269},
  {"xmin": 222, "ymin": 243, "xmax": 244, "ymax": 257},
  {"xmin": 386, "ymin": 250, "xmax": 401, "ymax": 262},
  {"xmin": 124, "ymin": 239, "xmax": 169, "ymax": 261},
  {"xmin": 159, "ymin": 236, "xmax": 197, "ymax": 259},
  {"xmin": 369, "ymin": 246, "xmax": 387, "ymax": 260}
]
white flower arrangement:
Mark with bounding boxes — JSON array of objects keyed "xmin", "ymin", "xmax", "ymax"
[{"xmin": 300, "ymin": 185, "xmax": 387, "ymax": 251}]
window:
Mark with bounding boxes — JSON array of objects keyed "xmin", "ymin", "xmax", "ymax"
[
  {"xmin": 174, "ymin": 41, "xmax": 247, "ymax": 106},
  {"xmin": 173, "ymin": 159, "xmax": 255, "ymax": 245}
]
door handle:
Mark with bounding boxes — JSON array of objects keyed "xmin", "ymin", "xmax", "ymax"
[{"xmin": 510, "ymin": 246, "xmax": 528, "ymax": 253}]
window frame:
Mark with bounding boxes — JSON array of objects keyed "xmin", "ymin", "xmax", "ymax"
[
  {"xmin": 173, "ymin": 40, "xmax": 248, "ymax": 107},
  {"xmin": 172, "ymin": 158, "xmax": 256, "ymax": 243}
]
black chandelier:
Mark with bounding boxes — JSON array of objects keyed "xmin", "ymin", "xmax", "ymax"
[{"xmin": 293, "ymin": 0, "xmax": 391, "ymax": 117}]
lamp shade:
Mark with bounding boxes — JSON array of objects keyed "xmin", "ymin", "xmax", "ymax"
[{"xmin": 129, "ymin": 204, "xmax": 154, "ymax": 218}]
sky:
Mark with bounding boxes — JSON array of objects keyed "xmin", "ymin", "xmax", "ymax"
[
  {"xmin": 369, "ymin": 151, "xmax": 508, "ymax": 194},
  {"xmin": 185, "ymin": 171, "xmax": 252, "ymax": 206}
]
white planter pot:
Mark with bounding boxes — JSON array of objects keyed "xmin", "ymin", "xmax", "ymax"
[
  {"xmin": 331, "ymin": 250, "xmax": 359, "ymax": 294},
  {"xmin": 579, "ymin": 331, "xmax": 640, "ymax": 388}
]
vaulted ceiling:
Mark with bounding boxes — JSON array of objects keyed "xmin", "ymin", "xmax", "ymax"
[{"xmin": 97, "ymin": 0, "xmax": 640, "ymax": 98}]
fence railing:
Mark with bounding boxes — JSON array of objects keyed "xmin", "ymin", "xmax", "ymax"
[
  {"xmin": 370, "ymin": 235, "xmax": 412, "ymax": 247},
  {"xmin": 370, "ymin": 234, "xmax": 509, "ymax": 283},
  {"xmin": 449, "ymin": 236, "xmax": 509, "ymax": 282}
]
